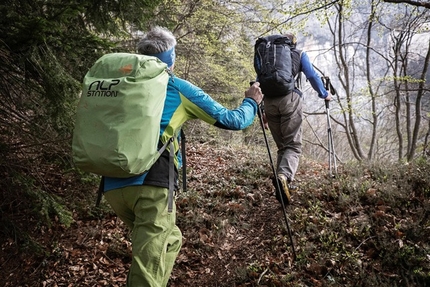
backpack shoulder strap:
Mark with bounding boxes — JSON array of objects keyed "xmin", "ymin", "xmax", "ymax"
[{"xmin": 292, "ymin": 49, "xmax": 303, "ymax": 90}]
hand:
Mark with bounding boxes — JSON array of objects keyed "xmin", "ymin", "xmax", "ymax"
[
  {"xmin": 245, "ymin": 82, "xmax": 263, "ymax": 105},
  {"xmin": 325, "ymin": 94, "xmax": 332, "ymax": 101}
]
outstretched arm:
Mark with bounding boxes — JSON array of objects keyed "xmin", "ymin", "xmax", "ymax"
[
  {"xmin": 176, "ymin": 78, "xmax": 263, "ymax": 130},
  {"xmin": 300, "ymin": 52, "xmax": 329, "ymax": 99}
]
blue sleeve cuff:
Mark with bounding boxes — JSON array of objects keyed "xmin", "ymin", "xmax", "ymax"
[{"xmin": 244, "ymin": 97, "xmax": 259, "ymax": 109}]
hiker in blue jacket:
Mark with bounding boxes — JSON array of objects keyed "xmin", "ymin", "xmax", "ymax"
[
  {"xmin": 103, "ymin": 26, "xmax": 263, "ymax": 287},
  {"xmin": 262, "ymin": 33, "xmax": 332, "ymax": 204}
]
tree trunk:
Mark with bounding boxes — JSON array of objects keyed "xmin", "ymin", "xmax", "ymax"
[
  {"xmin": 366, "ymin": 0, "xmax": 378, "ymax": 161},
  {"xmin": 407, "ymin": 38, "xmax": 430, "ymax": 160}
]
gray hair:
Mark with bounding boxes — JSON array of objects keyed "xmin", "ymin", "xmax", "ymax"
[{"xmin": 137, "ymin": 26, "xmax": 177, "ymax": 55}]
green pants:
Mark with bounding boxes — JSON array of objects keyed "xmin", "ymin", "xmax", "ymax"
[{"xmin": 105, "ymin": 185, "xmax": 182, "ymax": 287}]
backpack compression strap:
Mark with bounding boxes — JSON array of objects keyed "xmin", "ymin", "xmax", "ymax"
[{"xmin": 167, "ymin": 138, "xmax": 175, "ymax": 212}]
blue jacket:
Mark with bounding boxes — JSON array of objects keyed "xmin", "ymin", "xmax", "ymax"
[{"xmin": 104, "ymin": 75, "xmax": 258, "ymax": 191}]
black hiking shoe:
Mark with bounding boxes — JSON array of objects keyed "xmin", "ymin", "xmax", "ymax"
[{"xmin": 272, "ymin": 174, "xmax": 291, "ymax": 205}]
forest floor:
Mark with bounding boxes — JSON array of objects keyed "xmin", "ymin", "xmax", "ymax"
[{"xmin": 1, "ymin": 142, "xmax": 429, "ymax": 286}]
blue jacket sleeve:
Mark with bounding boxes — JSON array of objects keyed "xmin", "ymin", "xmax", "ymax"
[
  {"xmin": 212, "ymin": 98, "xmax": 258, "ymax": 130},
  {"xmin": 300, "ymin": 52, "xmax": 328, "ymax": 99},
  {"xmin": 175, "ymin": 77, "xmax": 258, "ymax": 130}
]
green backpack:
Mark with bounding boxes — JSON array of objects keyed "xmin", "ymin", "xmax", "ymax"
[{"xmin": 72, "ymin": 53, "xmax": 171, "ymax": 178}]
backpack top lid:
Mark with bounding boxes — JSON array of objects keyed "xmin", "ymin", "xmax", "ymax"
[
  {"xmin": 283, "ymin": 33, "xmax": 297, "ymax": 46},
  {"xmin": 255, "ymin": 34, "xmax": 294, "ymax": 47},
  {"xmin": 253, "ymin": 35, "xmax": 295, "ymax": 98}
]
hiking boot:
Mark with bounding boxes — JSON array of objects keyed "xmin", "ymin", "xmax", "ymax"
[
  {"xmin": 272, "ymin": 174, "xmax": 291, "ymax": 205},
  {"xmin": 288, "ymin": 182, "xmax": 298, "ymax": 191}
]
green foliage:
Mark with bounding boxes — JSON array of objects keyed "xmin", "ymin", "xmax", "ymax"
[
  {"xmin": 0, "ymin": 217, "xmax": 47, "ymax": 256},
  {"xmin": 14, "ymin": 173, "xmax": 73, "ymax": 227},
  {"xmin": 294, "ymin": 159, "xmax": 430, "ymax": 286},
  {"xmin": 170, "ymin": 0, "xmax": 258, "ymax": 102},
  {"xmin": 0, "ymin": 0, "xmax": 165, "ymax": 245}
]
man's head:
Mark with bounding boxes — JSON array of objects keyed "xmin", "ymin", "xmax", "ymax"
[{"xmin": 137, "ymin": 26, "xmax": 176, "ymax": 68}]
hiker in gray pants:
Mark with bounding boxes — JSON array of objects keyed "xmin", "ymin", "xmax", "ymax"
[{"xmin": 262, "ymin": 33, "xmax": 332, "ymax": 204}]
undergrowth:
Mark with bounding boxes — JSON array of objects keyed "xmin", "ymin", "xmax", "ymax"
[{"xmin": 1, "ymin": 142, "xmax": 429, "ymax": 287}]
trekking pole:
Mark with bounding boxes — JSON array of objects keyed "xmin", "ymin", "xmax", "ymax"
[
  {"xmin": 313, "ymin": 67, "xmax": 338, "ymax": 177},
  {"xmin": 256, "ymin": 100, "xmax": 297, "ymax": 261},
  {"xmin": 323, "ymin": 77, "xmax": 338, "ymax": 178},
  {"xmin": 180, "ymin": 129, "xmax": 187, "ymax": 192}
]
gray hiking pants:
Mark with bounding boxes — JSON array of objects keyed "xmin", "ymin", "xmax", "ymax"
[{"xmin": 263, "ymin": 91, "xmax": 303, "ymax": 182}]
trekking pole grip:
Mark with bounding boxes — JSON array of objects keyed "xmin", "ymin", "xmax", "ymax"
[{"xmin": 325, "ymin": 99, "xmax": 330, "ymax": 109}]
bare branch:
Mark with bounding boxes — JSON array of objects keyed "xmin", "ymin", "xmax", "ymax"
[{"xmin": 383, "ymin": 0, "xmax": 430, "ymax": 9}]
